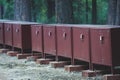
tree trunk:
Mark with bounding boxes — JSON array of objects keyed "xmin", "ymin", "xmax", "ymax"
[
  {"xmin": 86, "ymin": 0, "xmax": 88, "ymax": 23},
  {"xmin": 108, "ymin": 0, "xmax": 117, "ymax": 25},
  {"xmin": 115, "ymin": 0, "xmax": 120, "ymax": 25},
  {"xmin": 92, "ymin": 0, "xmax": 97, "ymax": 24},
  {"xmin": 55, "ymin": 0, "xmax": 73, "ymax": 23},
  {"xmin": 0, "ymin": 5, "xmax": 3, "ymax": 19},
  {"xmin": 31, "ymin": 0, "xmax": 36, "ymax": 22},
  {"xmin": 47, "ymin": 0, "xmax": 55, "ymax": 19},
  {"xmin": 14, "ymin": 0, "xmax": 31, "ymax": 21}
]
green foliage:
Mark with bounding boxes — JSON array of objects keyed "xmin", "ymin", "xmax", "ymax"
[
  {"xmin": 73, "ymin": 0, "xmax": 92, "ymax": 24},
  {"xmin": 3, "ymin": 0, "xmax": 14, "ymax": 19},
  {"xmin": 97, "ymin": 0, "xmax": 108, "ymax": 24},
  {"xmin": 0, "ymin": 0, "xmax": 108, "ymax": 24}
]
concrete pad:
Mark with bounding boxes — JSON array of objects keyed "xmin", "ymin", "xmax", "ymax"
[
  {"xmin": 103, "ymin": 74, "xmax": 120, "ymax": 80},
  {"xmin": 36, "ymin": 58, "xmax": 53, "ymax": 64},
  {"xmin": 65, "ymin": 65, "xmax": 87, "ymax": 72},
  {"xmin": 50, "ymin": 61, "xmax": 69, "ymax": 68},
  {"xmin": 7, "ymin": 51, "xmax": 18, "ymax": 56},
  {"xmin": 0, "ymin": 49, "xmax": 9, "ymax": 53},
  {"xmin": 17, "ymin": 54, "xmax": 31, "ymax": 59},
  {"xmin": 82, "ymin": 70, "xmax": 102, "ymax": 77}
]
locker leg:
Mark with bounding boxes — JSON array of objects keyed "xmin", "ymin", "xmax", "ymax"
[
  {"xmin": 89, "ymin": 63, "xmax": 93, "ymax": 70},
  {"xmin": 103, "ymin": 74, "xmax": 120, "ymax": 80},
  {"xmin": 21, "ymin": 49, "xmax": 23, "ymax": 54},
  {"xmin": 32, "ymin": 51, "xmax": 34, "ymax": 56},
  {"xmin": 55, "ymin": 55, "xmax": 58, "ymax": 61},
  {"xmin": 111, "ymin": 66, "xmax": 114, "ymax": 74},
  {"xmin": 12, "ymin": 47, "xmax": 14, "ymax": 51},
  {"xmin": 71, "ymin": 58, "xmax": 74, "ymax": 65}
]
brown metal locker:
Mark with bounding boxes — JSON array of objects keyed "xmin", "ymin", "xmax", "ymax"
[
  {"xmin": 56, "ymin": 25, "xmax": 72, "ymax": 58},
  {"xmin": 4, "ymin": 23, "xmax": 13, "ymax": 46},
  {"xmin": 73, "ymin": 26, "xmax": 90, "ymax": 62},
  {"xmin": 31, "ymin": 25, "xmax": 43, "ymax": 52},
  {"xmin": 90, "ymin": 26, "xmax": 120, "ymax": 73},
  {"xmin": 13, "ymin": 24, "xmax": 22, "ymax": 48},
  {"xmin": 43, "ymin": 24, "xmax": 56, "ymax": 55},
  {"xmin": 91, "ymin": 28, "xmax": 112, "ymax": 66}
]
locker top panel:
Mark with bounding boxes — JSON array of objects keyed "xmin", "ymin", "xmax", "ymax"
[
  {"xmin": 0, "ymin": 20, "xmax": 12, "ymax": 23},
  {"xmin": 4, "ymin": 21, "xmax": 40, "ymax": 25}
]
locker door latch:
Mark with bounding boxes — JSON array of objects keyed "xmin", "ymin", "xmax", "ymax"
[
  {"xmin": 36, "ymin": 31, "xmax": 39, "ymax": 35},
  {"xmin": 7, "ymin": 27, "xmax": 10, "ymax": 31},
  {"xmin": 80, "ymin": 34, "xmax": 84, "ymax": 40},
  {"xmin": 63, "ymin": 32, "xmax": 67, "ymax": 39},
  {"xmin": 100, "ymin": 36, "xmax": 104, "ymax": 44},
  {"xmin": 16, "ymin": 29, "xmax": 19, "ymax": 33},
  {"xmin": 48, "ymin": 31, "xmax": 52, "ymax": 37}
]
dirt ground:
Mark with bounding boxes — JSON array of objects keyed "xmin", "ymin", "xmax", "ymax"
[{"xmin": 0, "ymin": 53, "xmax": 103, "ymax": 80}]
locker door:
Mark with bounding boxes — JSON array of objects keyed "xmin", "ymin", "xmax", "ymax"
[
  {"xmin": 31, "ymin": 25, "xmax": 43, "ymax": 52},
  {"xmin": 73, "ymin": 27, "xmax": 90, "ymax": 62},
  {"xmin": 91, "ymin": 29, "xmax": 102, "ymax": 65},
  {"xmin": 57, "ymin": 27, "xmax": 72, "ymax": 58},
  {"xmin": 4, "ymin": 23, "xmax": 13, "ymax": 46},
  {"xmin": 43, "ymin": 26, "xmax": 56, "ymax": 55},
  {"xmin": 13, "ymin": 24, "xmax": 21, "ymax": 48},
  {"xmin": 100, "ymin": 29, "xmax": 112, "ymax": 66}
]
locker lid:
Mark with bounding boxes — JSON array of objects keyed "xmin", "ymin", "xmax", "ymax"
[
  {"xmin": 0, "ymin": 19, "xmax": 12, "ymax": 23},
  {"xmin": 31, "ymin": 24, "xmax": 43, "ymax": 27},
  {"xmin": 43, "ymin": 24, "xmax": 56, "ymax": 27},
  {"xmin": 66, "ymin": 24, "xmax": 120, "ymax": 29},
  {"xmin": 4, "ymin": 21, "xmax": 41, "ymax": 25}
]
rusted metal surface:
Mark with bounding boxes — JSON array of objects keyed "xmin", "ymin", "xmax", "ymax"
[
  {"xmin": 31, "ymin": 25, "xmax": 43, "ymax": 52},
  {"xmin": 73, "ymin": 27, "xmax": 90, "ymax": 62},
  {"xmin": 43, "ymin": 25, "xmax": 56, "ymax": 55}
]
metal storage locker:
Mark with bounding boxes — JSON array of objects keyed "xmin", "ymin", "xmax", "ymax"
[
  {"xmin": 90, "ymin": 25, "xmax": 120, "ymax": 73},
  {"xmin": 4, "ymin": 22, "xmax": 13, "ymax": 46},
  {"xmin": 56, "ymin": 25, "xmax": 72, "ymax": 58},
  {"xmin": 72, "ymin": 26, "xmax": 90, "ymax": 62},
  {"xmin": 43, "ymin": 24, "xmax": 56, "ymax": 56},
  {"xmin": 31, "ymin": 25, "xmax": 43, "ymax": 52}
]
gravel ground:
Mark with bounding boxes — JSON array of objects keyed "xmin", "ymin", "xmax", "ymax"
[{"xmin": 0, "ymin": 53, "xmax": 103, "ymax": 80}]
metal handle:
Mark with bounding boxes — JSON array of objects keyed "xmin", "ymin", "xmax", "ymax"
[
  {"xmin": 7, "ymin": 27, "xmax": 10, "ymax": 31},
  {"xmin": 36, "ymin": 31, "xmax": 39, "ymax": 35},
  {"xmin": 16, "ymin": 29, "xmax": 19, "ymax": 33},
  {"xmin": 63, "ymin": 32, "xmax": 67, "ymax": 39},
  {"xmin": 80, "ymin": 34, "xmax": 84, "ymax": 40},
  {"xmin": 100, "ymin": 36, "xmax": 104, "ymax": 44},
  {"xmin": 48, "ymin": 31, "xmax": 52, "ymax": 37}
]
